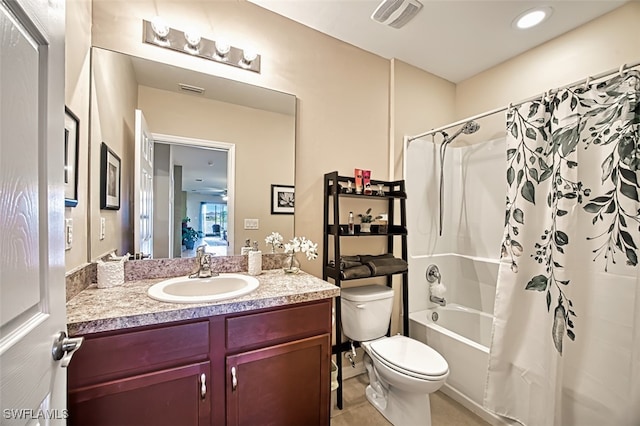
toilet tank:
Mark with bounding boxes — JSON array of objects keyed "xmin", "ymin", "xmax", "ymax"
[{"xmin": 340, "ymin": 285, "xmax": 394, "ymax": 342}]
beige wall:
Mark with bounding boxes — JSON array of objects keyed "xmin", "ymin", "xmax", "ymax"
[
  {"xmin": 64, "ymin": 0, "xmax": 91, "ymax": 271},
  {"xmin": 89, "ymin": 49, "xmax": 138, "ymax": 258},
  {"xmin": 390, "ymin": 59, "xmax": 457, "ymax": 181},
  {"xmin": 137, "ymin": 85, "xmax": 296, "ymax": 253}
]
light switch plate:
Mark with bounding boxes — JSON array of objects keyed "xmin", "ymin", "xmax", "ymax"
[
  {"xmin": 244, "ymin": 218, "xmax": 259, "ymax": 230},
  {"xmin": 65, "ymin": 219, "xmax": 73, "ymax": 250},
  {"xmin": 100, "ymin": 217, "xmax": 106, "ymax": 240}
]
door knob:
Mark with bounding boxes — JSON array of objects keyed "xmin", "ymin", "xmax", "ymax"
[{"xmin": 51, "ymin": 331, "xmax": 84, "ymax": 367}]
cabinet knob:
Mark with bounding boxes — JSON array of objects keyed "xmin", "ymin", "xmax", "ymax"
[
  {"xmin": 200, "ymin": 373, "xmax": 206, "ymax": 399},
  {"xmin": 231, "ymin": 366, "xmax": 238, "ymax": 391}
]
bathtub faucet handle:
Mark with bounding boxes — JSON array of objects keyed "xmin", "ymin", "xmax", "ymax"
[{"xmin": 426, "ymin": 264, "xmax": 441, "ymax": 284}]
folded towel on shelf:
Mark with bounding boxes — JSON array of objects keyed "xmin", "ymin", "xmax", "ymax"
[
  {"xmin": 341, "ymin": 259, "xmax": 363, "ymax": 269},
  {"xmin": 367, "ymin": 257, "xmax": 408, "ymax": 276},
  {"xmin": 340, "ymin": 265, "xmax": 372, "ymax": 280},
  {"xmin": 359, "ymin": 253, "xmax": 394, "ymax": 264},
  {"xmin": 341, "ymin": 255, "xmax": 361, "ymax": 262}
]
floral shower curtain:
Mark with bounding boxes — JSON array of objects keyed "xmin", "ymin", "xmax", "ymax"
[{"xmin": 484, "ymin": 70, "xmax": 640, "ymax": 425}]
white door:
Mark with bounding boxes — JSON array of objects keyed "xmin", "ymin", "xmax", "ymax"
[
  {"xmin": 134, "ymin": 109, "xmax": 154, "ymax": 258},
  {"xmin": 0, "ymin": 0, "xmax": 71, "ymax": 423}
]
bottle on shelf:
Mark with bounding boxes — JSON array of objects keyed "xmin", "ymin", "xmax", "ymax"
[{"xmin": 348, "ymin": 212, "xmax": 355, "ymax": 235}]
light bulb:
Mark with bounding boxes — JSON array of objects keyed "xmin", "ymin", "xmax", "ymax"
[
  {"xmin": 242, "ymin": 48, "xmax": 258, "ymax": 63},
  {"xmin": 184, "ymin": 29, "xmax": 201, "ymax": 48},
  {"xmin": 150, "ymin": 16, "xmax": 170, "ymax": 38},
  {"xmin": 215, "ymin": 39, "xmax": 230, "ymax": 57}
]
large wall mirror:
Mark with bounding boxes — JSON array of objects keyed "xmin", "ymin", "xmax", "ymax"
[{"xmin": 89, "ymin": 47, "xmax": 296, "ymax": 260}]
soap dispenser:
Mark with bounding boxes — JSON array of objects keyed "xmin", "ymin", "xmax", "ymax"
[{"xmin": 248, "ymin": 241, "xmax": 262, "ymax": 276}]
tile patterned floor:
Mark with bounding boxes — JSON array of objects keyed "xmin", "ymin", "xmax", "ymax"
[{"xmin": 331, "ymin": 374, "xmax": 490, "ymax": 426}]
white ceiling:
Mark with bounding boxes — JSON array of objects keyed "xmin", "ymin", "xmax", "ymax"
[
  {"xmin": 248, "ymin": 0, "xmax": 627, "ymax": 83},
  {"xmin": 130, "ymin": 54, "xmax": 296, "ymax": 115},
  {"xmin": 168, "ymin": 144, "xmax": 228, "ymax": 196}
]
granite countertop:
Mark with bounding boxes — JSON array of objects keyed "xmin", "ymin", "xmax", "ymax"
[{"xmin": 67, "ymin": 269, "xmax": 339, "ymax": 336}]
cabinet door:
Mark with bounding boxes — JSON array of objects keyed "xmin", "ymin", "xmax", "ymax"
[
  {"xmin": 226, "ymin": 334, "xmax": 331, "ymax": 426},
  {"xmin": 69, "ymin": 361, "xmax": 211, "ymax": 426}
]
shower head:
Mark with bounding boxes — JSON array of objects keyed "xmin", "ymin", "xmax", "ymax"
[
  {"xmin": 442, "ymin": 120, "xmax": 480, "ymax": 144},
  {"xmin": 461, "ymin": 121, "xmax": 480, "ymax": 134}
]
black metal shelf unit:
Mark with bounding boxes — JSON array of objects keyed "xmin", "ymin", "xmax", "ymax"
[{"xmin": 322, "ymin": 171, "xmax": 409, "ymax": 411}]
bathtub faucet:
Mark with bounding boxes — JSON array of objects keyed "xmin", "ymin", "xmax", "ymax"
[{"xmin": 430, "ymin": 295, "xmax": 447, "ymax": 306}]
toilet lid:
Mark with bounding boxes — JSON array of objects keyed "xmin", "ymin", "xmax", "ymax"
[{"xmin": 369, "ymin": 335, "xmax": 448, "ymax": 378}]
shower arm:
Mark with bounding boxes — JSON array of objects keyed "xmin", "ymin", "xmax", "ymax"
[{"xmin": 438, "ymin": 134, "xmax": 451, "ymax": 237}]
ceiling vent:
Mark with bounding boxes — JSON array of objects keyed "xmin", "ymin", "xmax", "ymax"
[
  {"xmin": 371, "ymin": 0, "xmax": 423, "ymax": 29},
  {"xmin": 178, "ymin": 83, "xmax": 205, "ymax": 95}
]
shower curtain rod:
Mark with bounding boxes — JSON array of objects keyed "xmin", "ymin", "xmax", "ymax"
[{"xmin": 407, "ymin": 59, "xmax": 640, "ymax": 143}]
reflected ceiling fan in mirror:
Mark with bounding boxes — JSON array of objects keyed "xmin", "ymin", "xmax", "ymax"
[{"xmin": 196, "ymin": 187, "xmax": 228, "ymax": 198}]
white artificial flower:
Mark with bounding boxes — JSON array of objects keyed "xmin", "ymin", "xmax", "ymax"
[
  {"xmin": 284, "ymin": 236, "xmax": 318, "ymax": 260},
  {"xmin": 265, "ymin": 232, "xmax": 284, "ymax": 251}
]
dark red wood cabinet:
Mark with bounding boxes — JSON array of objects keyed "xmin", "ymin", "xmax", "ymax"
[{"xmin": 67, "ymin": 299, "xmax": 332, "ymax": 426}]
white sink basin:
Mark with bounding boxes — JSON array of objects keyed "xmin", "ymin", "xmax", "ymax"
[{"xmin": 147, "ymin": 273, "xmax": 259, "ymax": 304}]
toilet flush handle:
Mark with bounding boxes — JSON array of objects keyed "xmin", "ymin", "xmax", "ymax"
[{"xmin": 356, "ymin": 304, "xmax": 366, "ymax": 309}]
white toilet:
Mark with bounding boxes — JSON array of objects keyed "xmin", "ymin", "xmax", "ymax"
[{"xmin": 340, "ymin": 284, "xmax": 449, "ymax": 426}]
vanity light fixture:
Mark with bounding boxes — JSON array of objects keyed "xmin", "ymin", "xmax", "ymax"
[
  {"xmin": 142, "ymin": 19, "xmax": 261, "ymax": 73},
  {"xmin": 513, "ymin": 6, "xmax": 552, "ymax": 29}
]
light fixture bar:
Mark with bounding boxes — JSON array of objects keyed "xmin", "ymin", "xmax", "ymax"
[{"xmin": 142, "ymin": 20, "xmax": 261, "ymax": 73}]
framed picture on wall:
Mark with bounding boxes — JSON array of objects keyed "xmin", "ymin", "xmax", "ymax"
[
  {"xmin": 271, "ymin": 184, "xmax": 295, "ymax": 215},
  {"xmin": 64, "ymin": 106, "xmax": 80, "ymax": 207},
  {"xmin": 100, "ymin": 142, "xmax": 121, "ymax": 210}
]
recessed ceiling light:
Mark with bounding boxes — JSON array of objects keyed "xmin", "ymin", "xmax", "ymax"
[{"xmin": 513, "ymin": 6, "xmax": 552, "ymax": 30}]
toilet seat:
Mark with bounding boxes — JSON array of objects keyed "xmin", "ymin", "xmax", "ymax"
[{"xmin": 368, "ymin": 335, "xmax": 449, "ymax": 381}]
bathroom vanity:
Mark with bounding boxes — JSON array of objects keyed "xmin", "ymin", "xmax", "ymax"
[{"xmin": 66, "ymin": 268, "xmax": 339, "ymax": 425}]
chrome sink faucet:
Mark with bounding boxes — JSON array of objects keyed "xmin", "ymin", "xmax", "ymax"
[{"xmin": 189, "ymin": 245, "xmax": 217, "ymax": 278}]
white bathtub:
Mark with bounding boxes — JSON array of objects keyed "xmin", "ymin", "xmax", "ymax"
[
  {"xmin": 410, "ymin": 304, "xmax": 514, "ymax": 425},
  {"xmin": 410, "ymin": 304, "xmax": 491, "ymax": 405}
]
